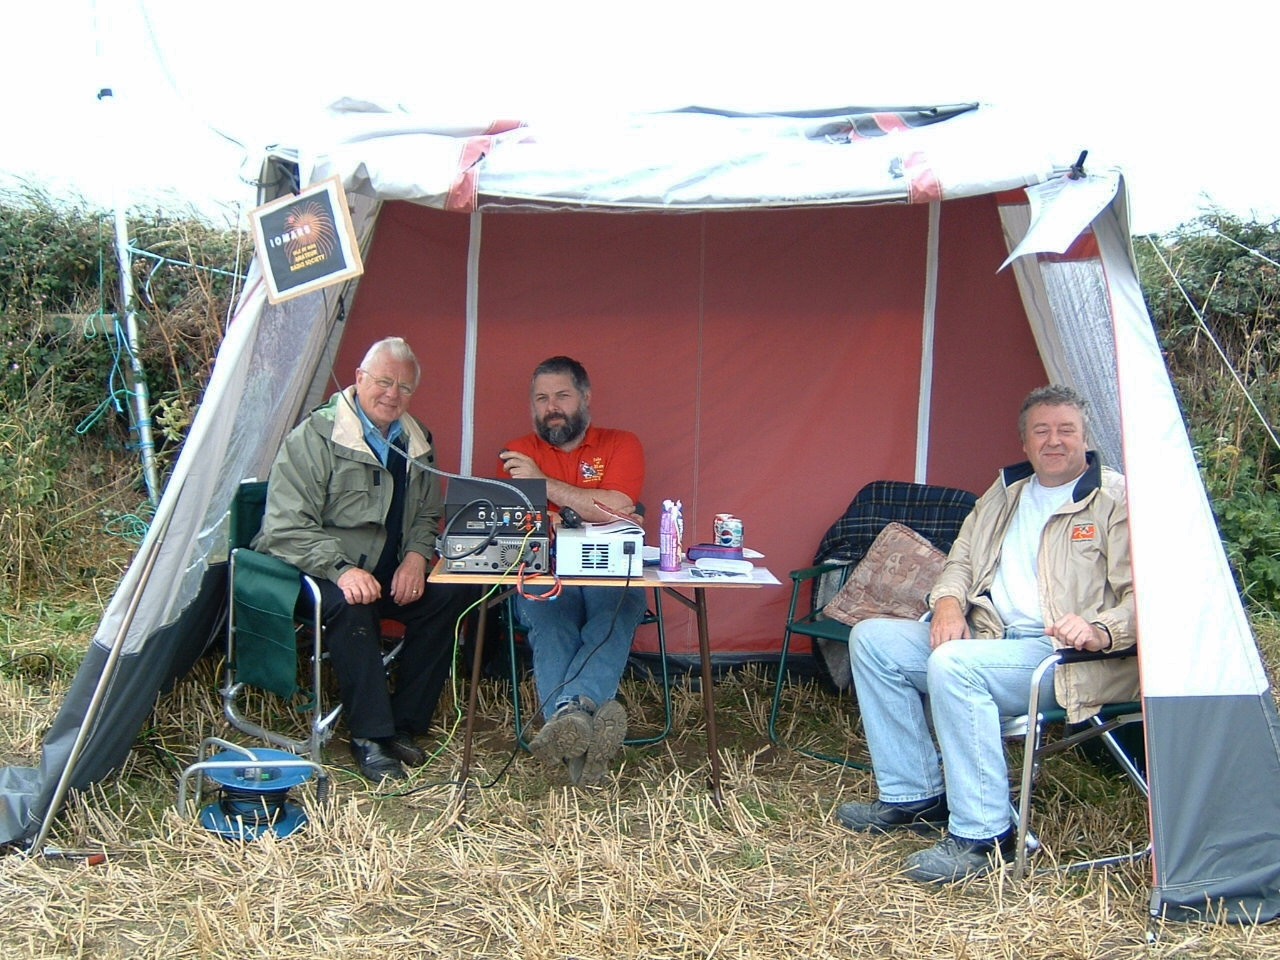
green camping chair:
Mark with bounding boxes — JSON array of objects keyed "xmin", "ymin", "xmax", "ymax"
[
  {"xmin": 768, "ymin": 480, "xmax": 977, "ymax": 768},
  {"xmin": 222, "ymin": 480, "xmax": 403, "ymax": 763},
  {"xmin": 1003, "ymin": 646, "xmax": 1148, "ymax": 879}
]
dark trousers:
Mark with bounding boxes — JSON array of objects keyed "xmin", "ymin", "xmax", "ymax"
[{"xmin": 301, "ymin": 579, "xmax": 476, "ymax": 739}]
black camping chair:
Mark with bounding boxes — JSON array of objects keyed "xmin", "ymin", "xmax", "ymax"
[
  {"xmin": 222, "ymin": 480, "xmax": 403, "ymax": 762},
  {"xmin": 768, "ymin": 480, "xmax": 977, "ymax": 767}
]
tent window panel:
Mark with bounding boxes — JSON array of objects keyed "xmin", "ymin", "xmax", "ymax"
[{"xmin": 1038, "ymin": 257, "xmax": 1124, "ymax": 472}]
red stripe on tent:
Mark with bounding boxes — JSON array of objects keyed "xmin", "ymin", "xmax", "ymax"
[
  {"xmin": 1038, "ymin": 231, "xmax": 1100, "ymax": 263},
  {"xmin": 904, "ymin": 151, "xmax": 942, "ymax": 204},
  {"xmin": 873, "ymin": 113, "xmax": 911, "ymax": 135},
  {"xmin": 995, "ymin": 189, "xmax": 1029, "ymax": 207},
  {"xmin": 486, "ymin": 119, "xmax": 525, "ymax": 135},
  {"xmin": 446, "ymin": 136, "xmax": 493, "ymax": 212}
]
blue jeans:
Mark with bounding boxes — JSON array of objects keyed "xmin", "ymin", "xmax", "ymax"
[
  {"xmin": 515, "ymin": 585, "xmax": 646, "ymax": 720},
  {"xmin": 849, "ymin": 617, "xmax": 1057, "ymax": 840}
]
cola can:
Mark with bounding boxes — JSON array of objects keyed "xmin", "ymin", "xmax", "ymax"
[{"xmin": 713, "ymin": 514, "xmax": 744, "ymax": 548}]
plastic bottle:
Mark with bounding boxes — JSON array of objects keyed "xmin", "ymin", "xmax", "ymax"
[{"xmin": 660, "ymin": 499, "xmax": 683, "ymax": 571}]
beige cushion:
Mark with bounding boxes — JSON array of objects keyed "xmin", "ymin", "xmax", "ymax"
[{"xmin": 821, "ymin": 522, "xmax": 946, "ymax": 626}]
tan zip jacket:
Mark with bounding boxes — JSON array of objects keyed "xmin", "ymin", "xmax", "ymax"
[
  {"xmin": 253, "ymin": 386, "xmax": 443, "ymax": 583},
  {"xmin": 928, "ymin": 453, "xmax": 1139, "ymax": 722}
]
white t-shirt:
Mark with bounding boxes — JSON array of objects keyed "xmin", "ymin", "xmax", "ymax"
[{"xmin": 991, "ymin": 475, "xmax": 1078, "ymax": 633}]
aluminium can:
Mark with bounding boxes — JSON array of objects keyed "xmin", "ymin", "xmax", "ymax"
[{"xmin": 714, "ymin": 514, "xmax": 744, "ymax": 548}]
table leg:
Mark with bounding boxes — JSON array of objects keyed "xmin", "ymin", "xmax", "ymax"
[
  {"xmin": 692, "ymin": 587, "xmax": 724, "ymax": 807},
  {"xmin": 458, "ymin": 599, "xmax": 489, "ymax": 790}
]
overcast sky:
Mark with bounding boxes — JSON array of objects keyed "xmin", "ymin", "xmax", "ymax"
[{"xmin": 4, "ymin": 0, "xmax": 1276, "ymax": 234}]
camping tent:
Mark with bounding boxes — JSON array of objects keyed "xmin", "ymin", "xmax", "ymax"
[{"xmin": 2, "ymin": 100, "xmax": 1279, "ymax": 922}]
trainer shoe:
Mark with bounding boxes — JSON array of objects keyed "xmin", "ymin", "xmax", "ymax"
[
  {"xmin": 835, "ymin": 795, "xmax": 949, "ymax": 834},
  {"xmin": 350, "ymin": 737, "xmax": 407, "ymax": 782},
  {"xmin": 529, "ymin": 698, "xmax": 594, "ymax": 767},
  {"xmin": 901, "ymin": 831, "xmax": 1024, "ymax": 883},
  {"xmin": 576, "ymin": 699, "xmax": 628, "ymax": 786}
]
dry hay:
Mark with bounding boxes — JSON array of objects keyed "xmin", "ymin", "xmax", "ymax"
[{"xmin": 1, "ymin": 662, "xmax": 1278, "ymax": 959}]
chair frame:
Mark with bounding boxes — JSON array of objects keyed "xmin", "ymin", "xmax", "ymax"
[
  {"xmin": 506, "ymin": 587, "xmax": 673, "ymax": 749},
  {"xmin": 221, "ymin": 480, "xmax": 404, "ymax": 763},
  {"xmin": 1006, "ymin": 646, "xmax": 1149, "ymax": 879},
  {"xmin": 769, "ymin": 481, "xmax": 978, "ymax": 768},
  {"xmin": 768, "ymin": 561, "xmax": 869, "ymax": 768},
  {"xmin": 223, "ymin": 551, "xmax": 337, "ymax": 763}
]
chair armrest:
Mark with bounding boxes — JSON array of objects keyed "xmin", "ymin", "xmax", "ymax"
[
  {"xmin": 1026, "ymin": 646, "xmax": 1138, "ymax": 700},
  {"xmin": 784, "ymin": 562, "xmax": 850, "ymax": 625},
  {"xmin": 1051, "ymin": 646, "xmax": 1138, "ymax": 667},
  {"xmin": 788, "ymin": 562, "xmax": 848, "ymax": 584}
]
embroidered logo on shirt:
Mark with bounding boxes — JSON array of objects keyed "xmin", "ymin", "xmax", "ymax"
[
  {"xmin": 580, "ymin": 457, "xmax": 605, "ymax": 485},
  {"xmin": 1071, "ymin": 523, "xmax": 1097, "ymax": 542}
]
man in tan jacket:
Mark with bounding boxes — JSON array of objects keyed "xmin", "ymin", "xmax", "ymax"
[{"xmin": 835, "ymin": 385, "xmax": 1137, "ymax": 883}]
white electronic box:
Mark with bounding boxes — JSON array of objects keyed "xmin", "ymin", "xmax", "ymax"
[{"xmin": 554, "ymin": 520, "xmax": 645, "ymax": 577}]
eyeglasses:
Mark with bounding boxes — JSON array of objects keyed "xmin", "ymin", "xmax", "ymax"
[{"xmin": 359, "ymin": 369, "xmax": 415, "ymax": 397}]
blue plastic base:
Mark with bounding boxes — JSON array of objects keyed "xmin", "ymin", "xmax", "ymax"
[
  {"xmin": 199, "ymin": 800, "xmax": 308, "ymax": 841},
  {"xmin": 198, "ymin": 748, "xmax": 314, "ymax": 840}
]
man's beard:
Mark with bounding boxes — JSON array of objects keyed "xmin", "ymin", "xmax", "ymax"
[{"xmin": 536, "ymin": 409, "xmax": 588, "ymax": 447}]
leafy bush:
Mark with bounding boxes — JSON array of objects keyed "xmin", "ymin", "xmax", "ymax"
[
  {"xmin": 1138, "ymin": 211, "xmax": 1280, "ymax": 612},
  {"xmin": 0, "ymin": 188, "xmax": 242, "ymax": 601}
]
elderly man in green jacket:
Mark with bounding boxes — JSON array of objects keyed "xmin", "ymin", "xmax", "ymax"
[
  {"xmin": 835, "ymin": 384, "xmax": 1138, "ymax": 882},
  {"xmin": 254, "ymin": 337, "xmax": 473, "ymax": 782}
]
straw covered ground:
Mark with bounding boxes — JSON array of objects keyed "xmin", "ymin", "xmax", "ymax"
[{"xmin": 4, "ymin": 629, "xmax": 1280, "ymax": 960}]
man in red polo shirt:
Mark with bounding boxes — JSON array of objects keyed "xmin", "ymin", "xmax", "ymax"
[{"xmin": 500, "ymin": 356, "xmax": 646, "ymax": 786}]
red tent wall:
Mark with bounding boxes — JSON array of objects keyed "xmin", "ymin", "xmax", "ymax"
[{"xmin": 339, "ymin": 198, "xmax": 1042, "ymax": 658}]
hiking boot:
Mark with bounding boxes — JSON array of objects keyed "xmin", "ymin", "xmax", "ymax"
[
  {"xmin": 529, "ymin": 698, "xmax": 594, "ymax": 766},
  {"xmin": 835, "ymin": 795, "xmax": 949, "ymax": 834},
  {"xmin": 350, "ymin": 737, "xmax": 407, "ymax": 782},
  {"xmin": 902, "ymin": 831, "xmax": 1027, "ymax": 883},
  {"xmin": 576, "ymin": 699, "xmax": 628, "ymax": 786},
  {"xmin": 383, "ymin": 731, "xmax": 427, "ymax": 768}
]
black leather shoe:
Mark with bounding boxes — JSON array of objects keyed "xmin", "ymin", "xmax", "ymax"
[
  {"xmin": 836, "ymin": 795, "xmax": 949, "ymax": 834},
  {"xmin": 350, "ymin": 737, "xmax": 407, "ymax": 782},
  {"xmin": 384, "ymin": 732, "xmax": 427, "ymax": 768}
]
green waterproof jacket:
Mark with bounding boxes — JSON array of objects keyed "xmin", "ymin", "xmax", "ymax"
[{"xmin": 252, "ymin": 386, "xmax": 443, "ymax": 583}]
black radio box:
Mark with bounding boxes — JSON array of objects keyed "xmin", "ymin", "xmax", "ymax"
[{"xmin": 440, "ymin": 477, "xmax": 550, "ymax": 572}]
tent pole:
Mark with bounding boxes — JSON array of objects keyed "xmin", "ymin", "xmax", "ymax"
[
  {"xmin": 97, "ymin": 85, "xmax": 162, "ymax": 505},
  {"xmin": 25, "ymin": 484, "xmax": 180, "ymax": 855},
  {"xmin": 460, "ymin": 210, "xmax": 483, "ymax": 474},
  {"xmin": 113, "ymin": 195, "xmax": 162, "ymax": 506},
  {"xmin": 914, "ymin": 201, "xmax": 941, "ymax": 482}
]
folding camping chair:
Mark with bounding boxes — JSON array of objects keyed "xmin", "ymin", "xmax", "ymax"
[
  {"xmin": 1003, "ymin": 646, "xmax": 1149, "ymax": 879},
  {"xmin": 768, "ymin": 480, "xmax": 977, "ymax": 767},
  {"xmin": 222, "ymin": 480, "xmax": 404, "ymax": 763},
  {"xmin": 503, "ymin": 590, "xmax": 674, "ymax": 749}
]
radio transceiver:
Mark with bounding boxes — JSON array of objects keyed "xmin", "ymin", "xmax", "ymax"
[{"xmin": 439, "ymin": 477, "xmax": 550, "ymax": 573}]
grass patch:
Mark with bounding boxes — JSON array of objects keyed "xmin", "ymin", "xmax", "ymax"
[{"xmin": 3, "ymin": 605, "xmax": 1280, "ymax": 958}]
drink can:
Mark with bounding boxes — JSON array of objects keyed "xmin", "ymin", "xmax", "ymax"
[
  {"xmin": 714, "ymin": 514, "xmax": 744, "ymax": 548},
  {"xmin": 713, "ymin": 514, "xmax": 732, "ymax": 544}
]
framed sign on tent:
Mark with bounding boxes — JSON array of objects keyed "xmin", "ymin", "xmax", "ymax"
[{"xmin": 249, "ymin": 175, "xmax": 363, "ymax": 303}]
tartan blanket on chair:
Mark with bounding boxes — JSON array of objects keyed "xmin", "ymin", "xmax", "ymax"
[{"xmin": 810, "ymin": 480, "xmax": 978, "ymax": 688}]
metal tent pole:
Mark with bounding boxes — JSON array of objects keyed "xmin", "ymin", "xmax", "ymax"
[
  {"xmin": 98, "ymin": 85, "xmax": 162, "ymax": 505},
  {"xmin": 26, "ymin": 486, "xmax": 179, "ymax": 856}
]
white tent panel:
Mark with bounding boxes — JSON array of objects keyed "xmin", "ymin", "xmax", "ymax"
[{"xmin": 1097, "ymin": 208, "xmax": 1267, "ymax": 699}]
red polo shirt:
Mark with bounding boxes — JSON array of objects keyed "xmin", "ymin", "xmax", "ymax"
[{"xmin": 501, "ymin": 425, "xmax": 644, "ymax": 511}]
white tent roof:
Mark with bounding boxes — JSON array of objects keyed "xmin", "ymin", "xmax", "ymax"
[{"xmin": 276, "ymin": 99, "xmax": 1069, "ymax": 212}]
